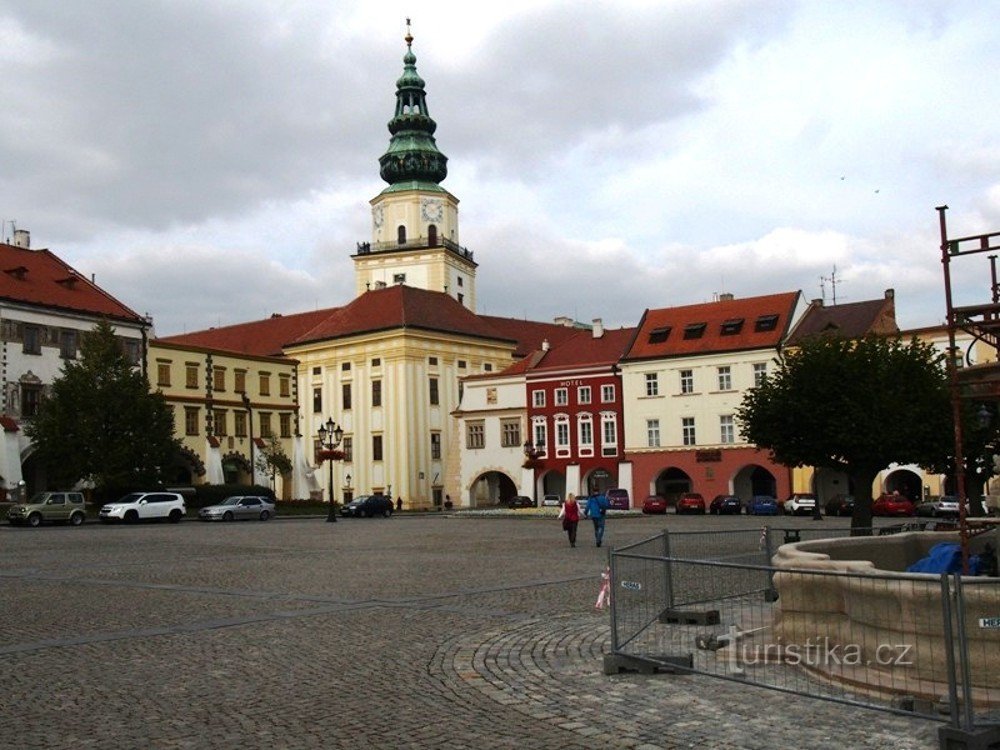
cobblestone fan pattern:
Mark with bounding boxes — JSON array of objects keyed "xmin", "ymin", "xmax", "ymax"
[{"xmin": 0, "ymin": 516, "xmax": 941, "ymax": 749}]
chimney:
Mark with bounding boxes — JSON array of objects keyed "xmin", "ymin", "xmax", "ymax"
[
  {"xmin": 718, "ymin": 292, "xmax": 734, "ymax": 302},
  {"xmin": 542, "ymin": 339, "xmax": 550, "ymax": 351},
  {"xmin": 812, "ymin": 298, "xmax": 823, "ymax": 307},
  {"xmin": 553, "ymin": 316, "xmax": 574, "ymax": 327},
  {"xmin": 12, "ymin": 229, "xmax": 30, "ymax": 249},
  {"xmin": 884, "ymin": 288, "xmax": 894, "ymax": 300},
  {"xmin": 592, "ymin": 318, "xmax": 604, "ymax": 338}
]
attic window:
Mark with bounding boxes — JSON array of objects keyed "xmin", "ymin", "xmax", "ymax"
[
  {"xmin": 683, "ymin": 323, "xmax": 707, "ymax": 340},
  {"xmin": 4, "ymin": 266, "xmax": 28, "ymax": 280},
  {"xmin": 754, "ymin": 314, "xmax": 779, "ymax": 332},
  {"xmin": 56, "ymin": 276, "xmax": 78, "ymax": 289},
  {"xmin": 648, "ymin": 326, "xmax": 671, "ymax": 343},
  {"xmin": 720, "ymin": 318, "xmax": 744, "ymax": 335}
]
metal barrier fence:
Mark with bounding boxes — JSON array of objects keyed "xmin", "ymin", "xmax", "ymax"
[{"xmin": 607, "ymin": 528, "xmax": 1000, "ymax": 744}]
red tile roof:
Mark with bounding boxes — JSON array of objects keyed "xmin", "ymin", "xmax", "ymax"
[
  {"xmin": 477, "ymin": 315, "xmax": 581, "ymax": 358},
  {"xmin": 623, "ymin": 292, "xmax": 801, "ymax": 361},
  {"xmin": 786, "ymin": 294, "xmax": 898, "ymax": 344},
  {"xmin": 158, "ymin": 308, "xmax": 335, "ymax": 357},
  {"xmin": 0, "ymin": 242, "xmax": 145, "ymax": 323},
  {"xmin": 528, "ymin": 327, "xmax": 637, "ymax": 374},
  {"xmin": 291, "ymin": 285, "xmax": 517, "ymax": 347}
]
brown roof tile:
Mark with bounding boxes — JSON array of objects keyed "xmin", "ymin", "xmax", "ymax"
[
  {"xmin": 623, "ymin": 292, "xmax": 801, "ymax": 361},
  {"xmin": 0, "ymin": 242, "xmax": 145, "ymax": 323},
  {"xmin": 158, "ymin": 308, "xmax": 335, "ymax": 357},
  {"xmin": 786, "ymin": 294, "xmax": 898, "ymax": 345}
]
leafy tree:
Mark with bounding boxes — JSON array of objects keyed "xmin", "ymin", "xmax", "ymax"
[
  {"xmin": 255, "ymin": 434, "xmax": 292, "ymax": 491},
  {"xmin": 736, "ymin": 334, "xmax": 953, "ymax": 531},
  {"xmin": 26, "ymin": 320, "xmax": 179, "ymax": 496}
]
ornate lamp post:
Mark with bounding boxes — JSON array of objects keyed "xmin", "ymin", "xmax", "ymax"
[
  {"xmin": 317, "ymin": 417, "xmax": 344, "ymax": 523},
  {"xmin": 523, "ymin": 438, "xmax": 545, "ymax": 503}
]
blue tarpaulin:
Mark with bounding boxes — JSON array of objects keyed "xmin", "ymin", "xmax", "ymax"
[{"xmin": 907, "ymin": 543, "xmax": 981, "ymax": 574}]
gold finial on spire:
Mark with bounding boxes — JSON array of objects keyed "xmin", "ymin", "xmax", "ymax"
[{"xmin": 405, "ymin": 17, "xmax": 413, "ymax": 47}]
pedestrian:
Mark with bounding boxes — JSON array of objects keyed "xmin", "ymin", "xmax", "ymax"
[
  {"xmin": 585, "ymin": 491, "xmax": 610, "ymax": 547},
  {"xmin": 558, "ymin": 493, "xmax": 580, "ymax": 547},
  {"xmin": 396, "ymin": 496, "xmax": 402, "ymax": 511}
]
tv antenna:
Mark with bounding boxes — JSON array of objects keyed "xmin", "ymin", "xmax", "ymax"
[{"xmin": 820, "ymin": 266, "xmax": 844, "ymax": 305}]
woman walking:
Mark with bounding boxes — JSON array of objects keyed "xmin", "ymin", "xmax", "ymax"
[{"xmin": 558, "ymin": 493, "xmax": 580, "ymax": 547}]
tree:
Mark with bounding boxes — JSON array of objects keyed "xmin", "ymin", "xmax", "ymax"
[
  {"xmin": 736, "ymin": 334, "xmax": 953, "ymax": 531},
  {"xmin": 26, "ymin": 320, "xmax": 179, "ymax": 497},
  {"xmin": 255, "ymin": 434, "xmax": 292, "ymax": 492}
]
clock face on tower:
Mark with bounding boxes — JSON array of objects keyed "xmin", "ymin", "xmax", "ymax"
[
  {"xmin": 420, "ymin": 199, "xmax": 444, "ymax": 224},
  {"xmin": 372, "ymin": 204, "xmax": 384, "ymax": 229}
]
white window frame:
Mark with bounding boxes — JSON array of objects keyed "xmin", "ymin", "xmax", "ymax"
[
  {"xmin": 601, "ymin": 384, "xmax": 615, "ymax": 403},
  {"xmin": 753, "ymin": 362, "xmax": 768, "ymax": 388},
  {"xmin": 720, "ymin": 414, "xmax": 735, "ymax": 445},
  {"xmin": 578, "ymin": 385, "xmax": 591, "ymax": 404},
  {"xmin": 554, "ymin": 414, "xmax": 571, "ymax": 458},
  {"xmin": 601, "ymin": 413, "xmax": 618, "ymax": 456},
  {"xmin": 717, "ymin": 366, "xmax": 732, "ymax": 391},
  {"xmin": 646, "ymin": 418, "xmax": 660, "ymax": 447},
  {"xmin": 532, "ymin": 418, "xmax": 548, "ymax": 457},
  {"xmin": 577, "ymin": 415, "xmax": 594, "ymax": 457},
  {"xmin": 533, "ymin": 390, "xmax": 546, "ymax": 408},
  {"xmin": 555, "ymin": 388, "xmax": 568, "ymax": 406},
  {"xmin": 682, "ymin": 416, "xmax": 696, "ymax": 446},
  {"xmin": 645, "ymin": 372, "xmax": 659, "ymax": 397},
  {"xmin": 680, "ymin": 369, "xmax": 693, "ymax": 394}
]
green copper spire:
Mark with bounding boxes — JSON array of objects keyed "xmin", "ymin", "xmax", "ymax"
[{"xmin": 378, "ymin": 21, "xmax": 448, "ymax": 189}]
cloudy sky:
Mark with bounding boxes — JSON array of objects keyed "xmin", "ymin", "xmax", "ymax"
[{"xmin": 1, "ymin": 0, "xmax": 998, "ymax": 336}]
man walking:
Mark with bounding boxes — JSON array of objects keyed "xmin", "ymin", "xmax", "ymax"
[{"xmin": 585, "ymin": 492, "xmax": 610, "ymax": 547}]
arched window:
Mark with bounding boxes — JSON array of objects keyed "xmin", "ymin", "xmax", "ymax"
[
  {"xmin": 428, "ymin": 225, "xmax": 438, "ymax": 245},
  {"xmin": 397, "ymin": 225, "xmax": 406, "ymax": 245}
]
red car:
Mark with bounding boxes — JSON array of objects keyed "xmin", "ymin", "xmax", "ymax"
[
  {"xmin": 873, "ymin": 493, "xmax": 915, "ymax": 517},
  {"xmin": 642, "ymin": 495, "xmax": 668, "ymax": 514},
  {"xmin": 676, "ymin": 493, "xmax": 706, "ymax": 515}
]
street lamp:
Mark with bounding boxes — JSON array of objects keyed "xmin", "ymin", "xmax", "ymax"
[
  {"xmin": 241, "ymin": 393, "xmax": 254, "ymax": 487},
  {"xmin": 523, "ymin": 438, "xmax": 545, "ymax": 502},
  {"xmin": 317, "ymin": 417, "xmax": 344, "ymax": 523},
  {"xmin": 345, "ymin": 473, "xmax": 352, "ymax": 502}
]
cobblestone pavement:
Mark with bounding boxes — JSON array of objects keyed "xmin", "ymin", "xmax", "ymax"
[{"xmin": 0, "ymin": 513, "xmax": 943, "ymax": 749}]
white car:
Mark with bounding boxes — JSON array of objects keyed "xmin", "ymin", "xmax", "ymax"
[
  {"xmin": 782, "ymin": 493, "xmax": 817, "ymax": 516},
  {"xmin": 542, "ymin": 494, "xmax": 562, "ymax": 507},
  {"xmin": 99, "ymin": 492, "xmax": 186, "ymax": 523}
]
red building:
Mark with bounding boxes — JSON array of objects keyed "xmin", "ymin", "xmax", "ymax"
[{"xmin": 523, "ymin": 321, "xmax": 636, "ymax": 503}]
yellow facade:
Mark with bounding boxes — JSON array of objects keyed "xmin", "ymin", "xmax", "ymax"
[{"xmin": 148, "ymin": 341, "xmax": 300, "ymax": 497}]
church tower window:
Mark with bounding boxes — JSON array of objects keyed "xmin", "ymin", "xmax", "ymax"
[{"xmin": 397, "ymin": 225, "xmax": 406, "ymax": 245}]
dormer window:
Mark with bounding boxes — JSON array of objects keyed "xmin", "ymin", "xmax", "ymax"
[
  {"xmin": 4, "ymin": 266, "xmax": 28, "ymax": 280},
  {"xmin": 755, "ymin": 314, "xmax": 779, "ymax": 332},
  {"xmin": 683, "ymin": 323, "xmax": 707, "ymax": 340},
  {"xmin": 56, "ymin": 275, "xmax": 78, "ymax": 289},
  {"xmin": 648, "ymin": 326, "xmax": 671, "ymax": 344},
  {"xmin": 721, "ymin": 318, "xmax": 744, "ymax": 335}
]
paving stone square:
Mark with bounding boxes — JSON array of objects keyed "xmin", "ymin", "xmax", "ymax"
[{"xmin": 0, "ymin": 514, "xmax": 942, "ymax": 749}]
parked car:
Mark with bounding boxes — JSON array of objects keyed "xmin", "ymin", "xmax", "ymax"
[
  {"xmin": 198, "ymin": 495, "xmax": 275, "ymax": 522},
  {"xmin": 676, "ymin": 492, "xmax": 706, "ymax": 514},
  {"xmin": 642, "ymin": 495, "xmax": 668, "ymax": 514},
  {"xmin": 7, "ymin": 491, "xmax": 87, "ymax": 527},
  {"xmin": 606, "ymin": 489, "xmax": 630, "ymax": 510},
  {"xmin": 709, "ymin": 495, "xmax": 742, "ymax": 515},
  {"xmin": 541, "ymin": 494, "xmax": 562, "ymax": 507},
  {"xmin": 506, "ymin": 495, "xmax": 535, "ymax": 509},
  {"xmin": 99, "ymin": 492, "xmax": 186, "ymax": 523},
  {"xmin": 872, "ymin": 493, "xmax": 916, "ymax": 517},
  {"xmin": 781, "ymin": 493, "xmax": 818, "ymax": 516},
  {"xmin": 746, "ymin": 495, "xmax": 779, "ymax": 516},
  {"xmin": 824, "ymin": 494, "xmax": 855, "ymax": 517},
  {"xmin": 341, "ymin": 495, "xmax": 394, "ymax": 518}
]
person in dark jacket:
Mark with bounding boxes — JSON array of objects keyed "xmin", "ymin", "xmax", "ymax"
[{"xmin": 585, "ymin": 493, "xmax": 610, "ymax": 547}]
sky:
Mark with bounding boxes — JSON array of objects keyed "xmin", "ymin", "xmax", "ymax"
[{"xmin": 1, "ymin": 0, "xmax": 999, "ymax": 337}]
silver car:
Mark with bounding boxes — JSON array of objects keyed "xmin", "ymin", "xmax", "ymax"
[{"xmin": 198, "ymin": 495, "xmax": 275, "ymax": 522}]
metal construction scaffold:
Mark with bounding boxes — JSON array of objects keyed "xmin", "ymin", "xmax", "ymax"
[{"xmin": 937, "ymin": 205, "xmax": 1000, "ymax": 572}]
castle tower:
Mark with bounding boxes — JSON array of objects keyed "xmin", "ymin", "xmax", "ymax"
[{"xmin": 353, "ymin": 22, "xmax": 477, "ymax": 311}]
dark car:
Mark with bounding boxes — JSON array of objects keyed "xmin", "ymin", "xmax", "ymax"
[
  {"xmin": 709, "ymin": 495, "xmax": 742, "ymax": 515},
  {"xmin": 746, "ymin": 495, "xmax": 779, "ymax": 516},
  {"xmin": 872, "ymin": 493, "xmax": 915, "ymax": 517},
  {"xmin": 824, "ymin": 494, "xmax": 855, "ymax": 517},
  {"xmin": 676, "ymin": 493, "xmax": 706, "ymax": 514},
  {"xmin": 506, "ymin": 495, "xmax": 535, "ymax": 509},
  {"xmin": 642, "ymin": 495, "xmax": 668, "ymax": 514},
  {"xmin": 341, "ymin": 495, "xmax": 394, "ymax": 518}
]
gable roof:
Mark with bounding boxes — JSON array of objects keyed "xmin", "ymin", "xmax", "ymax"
[
  {"xmin": 290, "ymin": 285, "xmax": 517, "ymax": 347},
  {"xmin": 0, "ymin": 242, "xmax": 145, "ymax": 324},
  {"xmin": 785, "ymin": 292, "xmax": 898, "ymax": 345},
  {"xmin": 158, "ymin": 308, "xmax": 335, "ymax": 357},
  {"xmin": 477, "ymin": 315, "xmax": 581, "ymax": 359},
  {"xmin": 527, "ymin": 327, "xmax": 637, "ymax": 375},
  {"xmin": 623, "ymin": 292, "xmax": 801, "ymax": 361}
]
